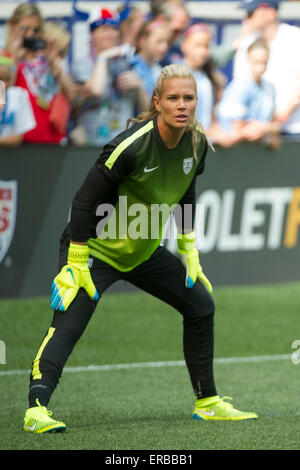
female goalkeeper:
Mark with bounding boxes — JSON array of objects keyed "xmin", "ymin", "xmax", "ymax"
[{"xmin": 23, "ymin": 64, "xmax": 257, "ymax": 433}]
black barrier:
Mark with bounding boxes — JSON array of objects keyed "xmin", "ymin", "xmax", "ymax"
[{"xmin": 1, "ymin": 141, "xmax": 300, "ymax": 298}]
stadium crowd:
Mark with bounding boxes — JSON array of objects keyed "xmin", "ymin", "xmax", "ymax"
[{"xmin": 0, "ymin": 0, "xmax": 300, "ymax": 149}]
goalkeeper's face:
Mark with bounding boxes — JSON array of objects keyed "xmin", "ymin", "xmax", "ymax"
[{"xmin": 153, "ymin": 77, "xmax": 197, "ymax": 130}]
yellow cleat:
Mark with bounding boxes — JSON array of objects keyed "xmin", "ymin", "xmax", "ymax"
[
  {"xmin": 192, "ymin": 395, "xmax": 258, "ymax": 421},
  {"xmin": 24, "ymin": 399, "xmax": 66, "ymax": 433}
]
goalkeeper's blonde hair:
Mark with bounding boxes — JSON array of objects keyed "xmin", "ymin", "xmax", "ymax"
[{"xmin": 128, "ymin": 64, "xmax": 212, "ymax": 160}]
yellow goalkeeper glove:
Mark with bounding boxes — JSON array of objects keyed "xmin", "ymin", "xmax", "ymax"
[
  {"xmin": 50, "ymin": 243, "xmax": 99, "ymax": 312},
  {"xmin": 177, "ymin": 231, "xmax": 213, "ymax": 293}
]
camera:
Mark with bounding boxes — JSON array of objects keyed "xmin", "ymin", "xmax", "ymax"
[{"xmin": 23, "ymin": 38, "xmax": 46, "ymax": 51}]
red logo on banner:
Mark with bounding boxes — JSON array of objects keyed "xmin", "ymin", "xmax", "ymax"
[{"xmin": 0, "ymin": 181, "xmax": 17, "ymax": 263}]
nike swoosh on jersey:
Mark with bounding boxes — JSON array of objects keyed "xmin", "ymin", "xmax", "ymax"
[
  {"xmin": 144, "ymin": 166, "xmax": 159, "ymax": 173},
  {"xmin": 24, "ymin": 421, "xmax": 37, "ymax": 432}
]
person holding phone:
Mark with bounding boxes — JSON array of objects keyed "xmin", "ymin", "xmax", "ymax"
[
  {"xmin": 3, "ymin": 3, "xmax": 75, "ymax": 144},
  {"xmin": 0, "ymin": 2, "xmax": 44, "ymax": 63}
]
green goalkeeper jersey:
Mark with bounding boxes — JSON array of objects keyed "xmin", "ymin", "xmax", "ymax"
[{"xmin": 84, "ymin": 117, "xmax": 208, "ymax": 271}]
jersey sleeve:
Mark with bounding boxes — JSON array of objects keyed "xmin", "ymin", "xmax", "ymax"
[
  {"xmin": 70, "ymin": 165, "xmax": 118, "ymax": 242},
  {"xmin": 95, "ymin": 134, "xmax": 136, "ymax": 184},
  {"xmin": 70, "ymin": 134, "xmax": 136, "ymax": 242}
]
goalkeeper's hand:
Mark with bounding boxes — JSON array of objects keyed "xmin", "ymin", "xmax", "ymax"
[
  {"xmin": 50, "ymin": 242, "xmax": 100, "ymax": 312},
  {"xmin": 177, "ymin": 231, "xmax": 213, "ymax": 293}
]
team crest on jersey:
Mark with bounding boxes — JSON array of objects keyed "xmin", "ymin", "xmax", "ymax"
[
  {"xmin": 0, "ymin": 180, "xmax": 17, "ymax": 263},
  {"xmin": 183, "ymin": 157, "xmax": 193, "ymax": 175}
]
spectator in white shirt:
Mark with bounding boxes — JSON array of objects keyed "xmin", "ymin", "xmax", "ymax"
[
  {"xmin": 0, "ymin": 56, "xmax": 36, "ymax": 146},
  {"xmin": 218, "ymin": 39, "xmax": 281, "ymax": 149},
  {"xmin": 233, "ymin": 0, "xmax": 300, "ymax": 136}
]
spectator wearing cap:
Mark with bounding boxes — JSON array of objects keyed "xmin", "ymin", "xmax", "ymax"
[
  {"xmin": 70, "ymin": 7, "xmax": 148, "ymax": 147},
  {"xmin": 233, "ymin": 0, "xmax": 300, "ymax": 136}
]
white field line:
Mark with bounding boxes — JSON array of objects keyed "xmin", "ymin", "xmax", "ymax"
[{"xmin": 0, "ymin": 354, "xmax": 291, "ymax": 377}]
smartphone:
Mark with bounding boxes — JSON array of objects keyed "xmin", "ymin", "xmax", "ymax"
[{"xmin": 23, "ymin": 38, "xmax": 46, "ymax": 51}]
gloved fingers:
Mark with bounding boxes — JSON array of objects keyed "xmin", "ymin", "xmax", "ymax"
[
  {"xmin": 183, "ymin": 253, "xmax": 199, "ymax": 289},
  {"xmin": 50, "ymin": 283, "xmax": 67, "ymax": 311},
  {"xmin": 82, "ymin": 271, "xmax": 100, "ymax": 301},
  {"xmin": 198, "ymin": 270, "xmax": 213, "ymax": 294},
  {"xmin": 50, "ymin": 281, "xmax": 79, "ymax": 312},
  {"xmin": 50, "ymin": 265, "xmax": 98, "ymax": 311},
  {"xmin": 50, "ymin": 266, "xmax": 81, "ymax": 311},
  {"xmin": 58, "ymin": 286, "xmax": 79, "ymax": 311}
]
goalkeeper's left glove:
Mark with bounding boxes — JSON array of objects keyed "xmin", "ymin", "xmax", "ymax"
[{"xmin": 177, "ymin": 231, "xmax": 213, "ymax": 293}]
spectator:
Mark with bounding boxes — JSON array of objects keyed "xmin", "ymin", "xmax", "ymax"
[
  {"xmin": 6, "ymin": 3, "xmax": 75, "ymax": 144},
  {"xmin": 150, "ymin": 0, "xmax": 185, "ymax": 18},
  {"xmin": 70, "ymin": 7, "xmax": 148, "ymax": 146},
  {"xmin": 0, "ymin": 56, "xmax": 36, "ymax": 146},
  {"xmin": 180, "ymin": 23, "xmax": 223, "ymax": 130},
  {"xmin": 130, "ymin": 19, "xmax": 171, "ymax": 101},
  {"xmin": 151, "ymin": 0, "xmax": 251, "ymax": 72},
  {"xmin": 233, "ymin": 0, "xmax": 300, "ymax": 136},
  {"xmin": 118, "ymin": 3, "xmax": 146, "ymax": 50},
  {"xmin": 153, "ymin": 2, "xmax": 191, "ymax": 66},
  {"xmin": 0, "ymin": 2, "xmax": 44, "ymax": 64},
  {"xmin": 14, "ymin": 21, "xmax": 74, "ymax": 144},
  {"xmin": 217, "ymin": 39, "xmax": 281, "ymax": 149},
  {"xmin": 180, "ymin": 22, "xmax": 244, "ymax": 148}
]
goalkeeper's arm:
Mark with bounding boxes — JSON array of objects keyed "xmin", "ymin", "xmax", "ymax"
[{"xmin": 50, "ymin": 165, "xmax": 118, "ymax": 311}]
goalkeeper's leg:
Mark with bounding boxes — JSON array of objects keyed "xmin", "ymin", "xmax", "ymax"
[
  {"xmin": 27, "ymin": 255, "xmax": 121, "ymax": 410},
  {"xmin": 126, "ymin": 246, "xmax": 257, "ymax": 420},
  {"xmin": 126, "ymin": 245, "xmax": 217, "ymax": 400},
  {"xmin": 28, "ymin": 290, "xmax": 98, "ymax": 408}
]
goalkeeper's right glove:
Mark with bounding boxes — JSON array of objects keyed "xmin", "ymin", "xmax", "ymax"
[
  {"xmin": 50, "ymin": 242, "xmax": 99, "ymax": 312},
  {"xmin": 177, "ymin": 231, "xmax": 213, "ymax": 293}
]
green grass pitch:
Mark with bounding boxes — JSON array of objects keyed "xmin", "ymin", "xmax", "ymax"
[{"xmin": 1, "ymin": 282, "xmax": 300, "ymax": 450}]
